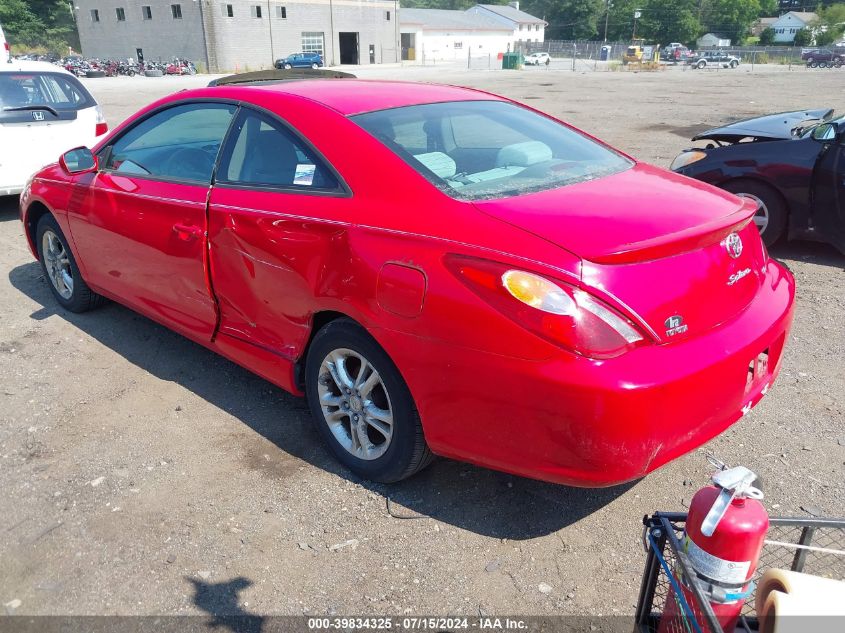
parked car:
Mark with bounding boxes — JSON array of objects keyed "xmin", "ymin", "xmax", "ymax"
[
  {"xmin": 800, "ymin": 48, "xmax": 844, "ymax": 68},
  {"xmin": 0, "ymin": 60, "xmax": 108, "ymax": 196},
  {"xmin": 689, "ymin": 50, "xmax": 740, "ymax": 69},
  {"xmin": 524, "ymin": 52, "xmax": 550, "ymax": 65},
  {"xmin": 275, "ymin": 52, "xmax": 323, "ymax": 69},
  {"xmin": 661, "ymin": 43, "xmax": 692, "ymax": 63},
  {"xmin": 20, "ymin": 78, "xmax": 795, "ymax": 486},
  {"xmin": 671, "ymin": 108, "xmax": 845, "ymax": 252}
]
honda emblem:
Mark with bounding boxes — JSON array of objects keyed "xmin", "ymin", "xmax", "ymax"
[{"xmin": 32, "ymin": 111, "xmax": 45, "ymax": 121}]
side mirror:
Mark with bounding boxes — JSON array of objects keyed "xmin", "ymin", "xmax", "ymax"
[
  {"xmin": 811, "ymin": 122, "xmax": 837, "ymax": 142},
  {"xmin": 60, "ymin": 147, "xmax": 98, "ymax": 174}
]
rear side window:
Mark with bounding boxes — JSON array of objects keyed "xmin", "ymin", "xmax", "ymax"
[
  {"xmin": 105, "ymin": 102, "xmax": 237, "ymax": 183},
  {"xmin": 218, "ymin": 109, "xmax": 340, "ymax": 191},
  {"xmin": 0, "ymin": 72, "xmax": 96, "ymax": 112}
]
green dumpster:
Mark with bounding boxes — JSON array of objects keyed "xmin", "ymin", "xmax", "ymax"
[{"xmin": 502, "ymin": 52, "xmax": 523, "ymax": 69}]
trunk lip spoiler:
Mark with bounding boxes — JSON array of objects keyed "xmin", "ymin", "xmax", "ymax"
[{"xmin": 583, "ymin": 197, "xmax": 758, "ymax": 265}]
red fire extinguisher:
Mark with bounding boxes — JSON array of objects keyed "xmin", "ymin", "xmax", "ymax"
[{"xmin": 659, "ymin": 466, "xmax": 768, "ymax": 633}]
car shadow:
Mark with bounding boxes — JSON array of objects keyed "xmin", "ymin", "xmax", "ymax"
[
  {"xmin": 0, "ymin": 195, "xmax": 20, "ymax": 221},
  {"xmin": 770, "ymin": 240, "xmax": 844, "ymax": 269},
  {"xmin": 8, "ymin": 260, "xmax": 636, "ymax": 540}
]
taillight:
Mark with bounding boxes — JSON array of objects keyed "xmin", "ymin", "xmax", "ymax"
[
  {"xmin": 445, "ymin": 255, "xmax": 648, "ymax": 359},
  {"xmin": 95, "ymin": 105, "xmax": 108, "ymax": 136}
]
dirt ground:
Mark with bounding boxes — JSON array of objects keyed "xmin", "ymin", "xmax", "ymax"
[{"xmin": 0, "ymin": 63, "xmax": 842, "ymax": 621}]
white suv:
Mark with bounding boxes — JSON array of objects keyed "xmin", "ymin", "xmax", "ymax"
[
  {"xmin": 524, "ymin": 52, "xmax": 550, "ymax": 65},
  {"xmin": 0, "ymin": 60, "xmax": 108, "ymax": 196}
]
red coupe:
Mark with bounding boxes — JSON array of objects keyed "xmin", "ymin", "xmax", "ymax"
[{"xmin": 19, "ymin": 78, "xmax": 795, "ymax": 486}]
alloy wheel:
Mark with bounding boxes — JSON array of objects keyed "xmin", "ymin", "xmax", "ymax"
[
  {"xmin": 317, "ymin": 348, "xmax": 394, "ymax": 460},
  {"xmin": 737, "ymin": 192, "xmax": 769, "ymax": 236},
  {"xmin": 41, "ymin": 230, "xmax": 74, "ymax": 300}
]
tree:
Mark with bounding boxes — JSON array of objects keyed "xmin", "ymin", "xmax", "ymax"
[
  {"xmin": 636, "ymin": 0, "xmax": 702, "ymax": 45},
  {"xmin": 815, "ymin": 4, "xmax": 845, "ymax": 45},
  {"xmin": 758, "ymin": 26, "xmax": 776, "ymax": 45},
  {"xmin": 793, "ymin": 28, "xmax": 812, "ymax": 46},
  {"xmin": 0, "ymin": 0, "xmax": 79, "ymax": 53},
  {"xmin": 602, "ymin": 0, "xmax": 642, "ymax": 41},
  {"xmin": 523, "ymin": 0, "xmax": 604, "ymax": 39},
  {"xmin": 700, "ymin": 0, "xmax": 763, "ymax": 42}
]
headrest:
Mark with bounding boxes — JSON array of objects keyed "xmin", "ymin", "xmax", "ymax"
[
  {"xmin": 413, "ymin": 152, "xmax": 457, "ymax": 179},
  {"xmin": 496, "ymin": 141, "xmax": 553, "ymax": 167}
]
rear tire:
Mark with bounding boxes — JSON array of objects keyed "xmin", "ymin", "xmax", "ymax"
[
  {"xmin": 305, "ymin": 319, "xmax": 433, "ymax": 483},
  {"xmin": 144, "ymin": 69, "xmax": 164, "ymax": 77},
  {"xmin": 85, "ymin": 70, "xmax": 106, "ymax": 78},
  {"xmin": 723, "ymin": 180, "xmax": 787, "ymax": 247},
  {"xmin": 730, "ymin": 59, "xmax": 738, "ymax": 68},
  {"xmin": 36, "ymin": 214, "xmax": 104, "ymax": 313},
  {"xmin": 311, "ymin": 62, "xmax": 319, "ymax": 69},
  {"xmin": 697, "ymin": 60, "xmax": 706, "ymax": 69}
]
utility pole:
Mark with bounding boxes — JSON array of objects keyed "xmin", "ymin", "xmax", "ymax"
[
  {"xmin": 603, "ymin": 0, "xmax": 611, "ymax": 42},
  {"xmin": 267, "ymin": 0, "xmax": 275, "ymax": 66},
  {"xmin": 633, "ymin": 9, "xmax": 641, "ymax": 41}
]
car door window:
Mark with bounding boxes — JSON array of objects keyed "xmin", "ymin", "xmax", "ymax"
[
  {"xmin": 218, "ymin": 109, "xmax": 340, "ymax": 191},
  {"xmin": 104, "ymin": 102, "xmax": 237, "ymax": 183}
]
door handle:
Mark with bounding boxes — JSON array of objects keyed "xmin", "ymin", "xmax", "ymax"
[{"xmin": 172, "ymin": 223, "xmax": 204, "ymax": 241}]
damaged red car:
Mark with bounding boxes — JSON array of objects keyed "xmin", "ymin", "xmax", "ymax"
[{"xmin": 19, "ymin": 77, "xmax": 795, "ymax": 486}]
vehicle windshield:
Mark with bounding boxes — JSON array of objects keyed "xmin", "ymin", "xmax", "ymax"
[
  {"xmin": 0, "ymin": 72, "xmax": 95, "ymax": 112},
  {"xmin": 352, "ymin": 100, "xmax": 633, "ymax": 201}
]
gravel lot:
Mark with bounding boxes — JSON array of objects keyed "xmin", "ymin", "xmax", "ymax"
[{"xmin": 0, "ymin": 63, "xmax": 842, "ymax": 620}]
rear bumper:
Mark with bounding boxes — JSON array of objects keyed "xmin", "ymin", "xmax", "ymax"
[{"xmin": 376, "ymin": 259, "xmax": 795, "ymax": 487}]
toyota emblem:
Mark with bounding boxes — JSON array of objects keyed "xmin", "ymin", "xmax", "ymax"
[{"xmin": 725, "ymin": 232, "xmax": 743, "ymax": 259}]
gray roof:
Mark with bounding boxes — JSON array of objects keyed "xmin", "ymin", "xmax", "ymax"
[
  {"xmin": 473, "ymin": 4, "xmax": 546, "ymax": 25},
  {"xmin": 779, "ymin": 11, "xmax": 819, "ymax": 23},
  {"xmin": 400, "ymin": 8, "xmax": 513, "ymax": 31}
]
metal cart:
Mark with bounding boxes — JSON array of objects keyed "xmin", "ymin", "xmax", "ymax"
[{"xmin": 635, "ymin": 512, "xmax": 845, "ymax": 633}]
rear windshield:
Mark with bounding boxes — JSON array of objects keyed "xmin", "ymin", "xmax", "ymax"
[
  {"xmin": 352, "ymin": 100, "xmax": 632, "ymax": 201},
  {"xmin": 0, "ymin": 72, "xmax": 96, "ymax": 114}
]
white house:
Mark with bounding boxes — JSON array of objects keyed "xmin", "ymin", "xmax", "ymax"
[
  {"xmin": 697, "ymin": 33, "xmax": 731, "ymax": 48},
  {"xmin": 466, "ymin": 3, "xmax": 546, "ymax": 44},
  {"xmin": 770, "ymin": 11, "xmax": 818, "ymax": 43},
  {"xmin": 399, "ymin": 3, "xmax": 546, "ymax": 62}
]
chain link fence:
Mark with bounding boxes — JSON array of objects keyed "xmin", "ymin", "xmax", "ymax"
[{"xmin": 512, "ymin": 40, "xmax": 815, "ymax": 71}]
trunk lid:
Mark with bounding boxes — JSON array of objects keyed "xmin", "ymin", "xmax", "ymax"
[
  {"xmin": 472, "ymin": 162, "xmax": 767, "ymax": 341},
  {"xmin": 0, "ymin": 106, "xmax": 98, "ymax": 190},
  {"xmin": 0, "ymin": 67, "xmax": 100, "ymax": 191}
]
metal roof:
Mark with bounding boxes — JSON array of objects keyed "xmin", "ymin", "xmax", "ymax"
[
  {"xmin": 472, "ymin": 4, "xmax": 547, "ymax": 25},
  {"xmin": 400, "ymin": 7, "xmax": 517, "ymax": 32}
]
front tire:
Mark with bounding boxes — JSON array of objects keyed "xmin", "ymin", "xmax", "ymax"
[
  {"xmin": 305, "ymin": 319, "xmax": 433, "ymax": 483},
  {"xmin": 36, "ymin": 214, "xmax": 104, "ymax": 312},
  {"xmin": 730, "ymin": 59, "xmax": 738, "ymax": 68},
  {"xmin": 284, "ymin": 63, "xmax": 292, "ymax": 70},
  {"xmin": 697, "ymin": 60, "xmax": 706, "ymax": 69},
  {"xmin": 723, "ymin": 180, "xmax": 787, "ymax": 247}
]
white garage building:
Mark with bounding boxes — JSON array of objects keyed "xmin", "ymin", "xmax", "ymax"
[{"xmin": 400, "ymin": 2, "xmax": 545, "ymax": 63}]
